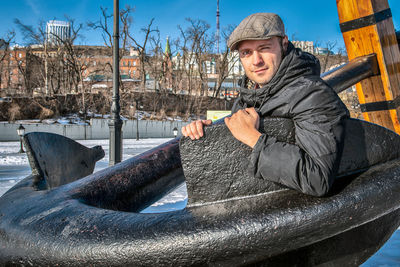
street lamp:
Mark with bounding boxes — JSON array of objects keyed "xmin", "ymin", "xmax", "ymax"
[
  {"xmin": 108, "ymin": 0, "xmax": 123, "ymax": 166},
  {"xmin": 173, "ymin": 127, "xmax": 178, "ymax": 138},
  {"xmin": 136, "ymin": 99, "xmax": 143, "ymax": 141},
  {"xmin": 17, "ymin": 124, "xmax": 25, "ymax": 153},
  {"xmin": 225, "ymin": 94, "xmax": 232, "ymax": 110}
]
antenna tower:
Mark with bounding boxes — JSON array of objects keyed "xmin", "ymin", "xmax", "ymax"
[{"xmin": 216, "ymin": 0, "xmax": 220, "ymax": 54}]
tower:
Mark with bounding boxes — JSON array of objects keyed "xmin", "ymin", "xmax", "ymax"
[
  {"xmin": 164, "ymin": 36, "xmax": 173, "ymax": 89},
  {"xmin": 164, "ymin": 36, "xmax": 172, "ymax": 59},
  {"xmin": 216, "ymin": 0, "xmax": 220, "ymax": 54}
]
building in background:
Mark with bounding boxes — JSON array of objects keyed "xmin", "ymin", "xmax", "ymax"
[
  {"xmin": 0, "ymin": 47, "xmax": 43, "ymax": 95},
  {"xmin": 46, "ymin": 20, "xmax": 71, "ymax": 45},
  {"xmin": 314, "ymin": 47, "xmax": 334, "ymax": 55},
  {"xmin": 291, "ymin": 40, "xmax": 335, "ymax": 55},
  {"xmin": 227, "ymin": 51, "xmax": 243, "ymax": 78},
  {"xmin": 0, "ymin": 44, "xmax": 141, "ymax": 96},
  {"xmin": 292, "ymin": 40, "xmax": 315, "ymax": 54}
]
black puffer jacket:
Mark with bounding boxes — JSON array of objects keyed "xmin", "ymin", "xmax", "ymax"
[{"xmin": 232, "ymin": 42, "xmax": 349, "ymax": 197}]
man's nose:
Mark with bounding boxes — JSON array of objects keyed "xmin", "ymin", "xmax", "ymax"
[{"xmin": 252, "ymin": 51, "xmax": 264, "ymax": 66}]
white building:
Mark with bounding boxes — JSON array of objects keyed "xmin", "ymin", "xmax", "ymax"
[
  {"xmin": 204, "ymin": 59, "xmax": 216, "ymax": 74},
  {"xmin": 227, "ymin": 51, "xmax": 243, "ymax": 78},
  {"xmin": 314, "ymin": 47, "xmax": 334, "ymax": 55},
  {"xmin": 46, "ymin": 20, "xmax": 71, "ymax": 45},
  {"xmin": 292, "ymin": 40, "xmax": 314, "ymax": 54}
]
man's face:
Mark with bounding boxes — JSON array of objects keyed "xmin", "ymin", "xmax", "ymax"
[{"xmin": 238, "ymin": 36, "xmax": 288, "ymax": 87}]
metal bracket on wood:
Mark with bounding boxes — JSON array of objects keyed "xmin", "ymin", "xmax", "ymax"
[
  {"xmin": 360, "ymin": 97, "xmax": 400, "ymax": 112},
  {"xmin": 340, "ymin": 8, "xmax": 392, "ymax": 33}
]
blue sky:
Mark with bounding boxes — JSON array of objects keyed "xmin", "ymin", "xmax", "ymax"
[{"xmin": 1, "ymin": 0, "xmax": 400, "ymax": 53}]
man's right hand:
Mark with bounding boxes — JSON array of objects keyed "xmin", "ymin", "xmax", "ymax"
[{"xmin": 181, "ymin": 120, "xmax": 212, "ymax": 140}]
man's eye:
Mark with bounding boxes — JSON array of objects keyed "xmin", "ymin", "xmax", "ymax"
[
  {"xmin": 260, "ymin": 46, "xmax": 271, "ymax": 51},
  {"xmin": 240, "ymin": 50, "xmax": 251, "ymax": 57}
]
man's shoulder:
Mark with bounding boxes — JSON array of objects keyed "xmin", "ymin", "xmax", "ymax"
[
  {"xmin": 283, "ymin": 73, "xmax": 333, "ymax": 95},
  {"xmin": 283, "ymin": 75, "xmax": 349, "ymax": 115}
]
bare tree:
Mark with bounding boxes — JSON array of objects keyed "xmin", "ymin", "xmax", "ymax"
[
  {"xmin": 88, "ymin": 5, "xmax": 134, "ymax": 92},
  {"xmin": 173, "ymin": 18, "xmax": 215, "ymax": 117},
  {"xmin": 14, "ymin": 17, "xmax": 86, "ymax": 94},
  {"xmin": 145, "ymin": 32, "xmax": 179, "ymax": 118},
  {"xmin": 314, "ymin": 40, "xmax": 340, "ymax": 73},
  {"xmin": 0, "ymin": 31, "xmax": 15, "ymax": 62},
  {"xmin": 53, "ymin": 17, "xmax": 93, "ymax": 114},
  {"xmin": 176, "ymin": 18, "xmax": 214, "ymax": 96},
  {"xmin": 147, "ymin": 32, "xmax": 163, "ymax": 90},
  {"xmin": 14, "ymin": 18, "xmax": 53, "ymax": 95},
  {"xmin": 212, "ymin": 24, "xmax": 238, "ymax": 98},
  {"xmin": 1, "ymin": 26, "xmax": 44, "ymax": 96},
  {"xmin": 14, "ymin": 19, "xmax": 46, "ymax": 45},
  {"xmin": 127, "ymin": 18, "xmax": 158, "ymax": 92},
  {"xmin": 12, "ymin": 49, "xmax": 29, "ymax": 95},
  {"xmin": 0, "ymin": 30, "xmax": 16, "ymax": 94}
]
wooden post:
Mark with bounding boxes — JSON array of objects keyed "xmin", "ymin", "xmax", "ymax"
[{"xmin": 337, "ymin": 0, "xmax": 400, "ymax": 133}]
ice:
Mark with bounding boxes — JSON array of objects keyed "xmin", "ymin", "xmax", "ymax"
[
  {"xmin": 0, "ymin": 142, "xmax": 24, "ymax": 154},
  {"xmin": 0, "ymin": 155, "xmax": 29, "ymax": 166},
  {"xmin": 41, "ymin": 119, "xmax": 56, "ymax": 124},
  {"xmin": 57, "ymin": 118, "xmax": 71, "ymax": 124}
]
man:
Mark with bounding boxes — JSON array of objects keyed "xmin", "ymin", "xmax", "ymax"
[{"xmin": 181, "ymin": 13, "xmax": 349, "ymax": 197}]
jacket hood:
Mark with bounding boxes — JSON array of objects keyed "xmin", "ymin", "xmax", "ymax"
[{"xmin": 238, "ymin": 41, "xmax": 321, "ymax": 108}]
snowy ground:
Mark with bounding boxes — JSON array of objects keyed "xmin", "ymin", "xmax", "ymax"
[
  {"xmin": 0, "ymin": 138, "xmax": 188, "ymax": 212},
  {"xmin": 0, "ymin": 139, "xmax": 398, "ymax": 265},
  {"xmin": 14, "ymin": 111, "xmax": 201, "ymax": 126}
]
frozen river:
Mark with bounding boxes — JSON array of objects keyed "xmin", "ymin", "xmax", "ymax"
[{"xmin": 0, "ymin": 139, "xmax": 398, "ymax": 265}]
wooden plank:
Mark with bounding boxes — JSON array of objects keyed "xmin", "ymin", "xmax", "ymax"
[
  {"xmin": 377, "ymin": 17, "xmax": 400, "ymax": 131},
  {"xmin": 337, "ymin": 0, "xmax": 373, "ymax": 22},
  {"xmin": 342, "ymin": 26, "xmax": 394, "ymax": 131},
  {"xmin": 337, "ymin": 0, "xmax": 400, "ymax": 133}
]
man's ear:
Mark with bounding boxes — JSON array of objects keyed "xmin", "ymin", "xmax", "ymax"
[{"xmin": 282, "ymin": 36, "xmax": 289, "ymax": 52}]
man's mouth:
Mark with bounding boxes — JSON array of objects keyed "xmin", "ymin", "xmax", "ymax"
[{"xmin": 254, "ymin": 68, "xmax": 268, "ymax": 73}]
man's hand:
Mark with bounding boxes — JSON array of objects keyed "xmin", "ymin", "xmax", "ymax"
[
  {"xmin": 224, "ymin": 108, "xmax": 262, "ymax": 148},
  {"xmin": 181, "ymin": 120, "xmax": 212, "ymax": 140}
]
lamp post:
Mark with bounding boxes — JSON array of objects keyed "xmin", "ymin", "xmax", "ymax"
[
  {"xmin": 173, "ymin": 127, "xmax": 178, "ymax": 138},
  {"xmin": 17, "ymin": 124, "xmax": 25, "ymax": 153},
  {"xmin": 108, "ymin": 0, "xmax": 123, "ymax": 166},
  {"xmin": 226, "ymin": 94, "xmax": 232, "ymax": 110},
  {"xmin": 135, "ymin": 99, "xmax": 143, "ymax": 141}
]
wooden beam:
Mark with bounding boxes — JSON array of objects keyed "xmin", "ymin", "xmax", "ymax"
[{"xmin": 337, "ymin": 0, "xmax": 400, "ymax": 133}]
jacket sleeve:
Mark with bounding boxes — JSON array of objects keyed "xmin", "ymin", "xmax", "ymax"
[{"xmin": 248, "ymin": 81, "xmax": 349, "ymax": 197}]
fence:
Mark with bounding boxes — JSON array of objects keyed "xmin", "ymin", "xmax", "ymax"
[{"xmin": 0, "ymin": 119, "xmax": 186, "ymax": 141}]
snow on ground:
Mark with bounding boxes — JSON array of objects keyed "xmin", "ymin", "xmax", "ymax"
[
  {"xmin": 11, "ymin": 111, "xmax": 197, "ymax": 126},
  {"xmin": 0, "ymin": 138, "xmax": 187, "ymax": 212},
  {"xmin": 7, "ymin": 110, "xmax": 206, "ymax": 130}
]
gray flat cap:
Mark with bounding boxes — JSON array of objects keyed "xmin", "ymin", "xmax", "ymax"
[{"xmin": 228, "ymin": 13, "xmax": 285, "ymax": 50}]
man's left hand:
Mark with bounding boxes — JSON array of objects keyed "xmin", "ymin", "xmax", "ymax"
[{"xmin": 224, "ymin": 107, "xmax": 262, "ymax": 148}]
